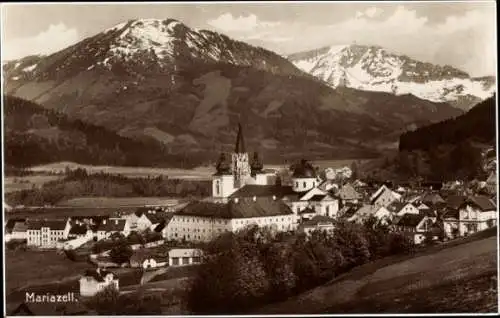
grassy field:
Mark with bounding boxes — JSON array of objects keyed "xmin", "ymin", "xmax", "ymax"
[
  {"xmin": 26, "ymin": 159, "xmax": 367, "ymax": 181},
  {"xmin": 255, "ymin": 231, "xmax": 498, "ymax": 314},
  {"xmin": 3, "ymin": 175, "xmax": 62, "ymax": 193},
  {"xmin": 5, "ymin": 249, "xmax": 92, "ymax": 295},
  {"xmin": 4, "ymin": 207, "xmax": 137, "ymax": 220},
  {"xmin": 55, "ymin": 197, "xmax": 183, "ymax": 208},
  {"xmin": 27, "ymin": 161, "xmax": 214, "ymax": 180}
]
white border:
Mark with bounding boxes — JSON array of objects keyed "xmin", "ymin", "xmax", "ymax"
[{"xmin": 1, "ymin": 1, "xmax": 498, "ymax": 317}]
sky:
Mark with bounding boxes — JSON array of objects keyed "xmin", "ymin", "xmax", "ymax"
[{"xmin": 1, "ymin": 1, "xmax": 497, "ymax": 76}]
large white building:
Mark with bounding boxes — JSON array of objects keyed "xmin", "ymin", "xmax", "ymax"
[
  {"xmin": 26, "ymin": 219, "xmax": 71, "ymax": 248},
  {"xmin": 162, "ymin": 197, "xmax": 296, "ymax": 242}
]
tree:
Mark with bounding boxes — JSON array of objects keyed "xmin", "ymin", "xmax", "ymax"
[{"xmin": 109, "ymin": 240, "xmax": 133, "ymax": 265}]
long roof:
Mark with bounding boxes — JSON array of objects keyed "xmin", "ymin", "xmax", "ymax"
[
  {"xmin": 465, "ymin": 196, "xmax": 497, "ymax": 211},
  {"xmin": 27, "ymin": 219, "xmax": 67, "ymax": 230},
  {"xmin": 229, "ymin": 184, "xmax": 296, "ymax": 199},
  {"xmin": 175, "ymin": 198, "xmax": 293, "ymax": 219},
  {"xmin": 98, "ymin": 219, "xmax": 127, "ymax": 232}
]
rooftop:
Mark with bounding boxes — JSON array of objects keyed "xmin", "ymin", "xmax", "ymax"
[
  {"xmin": 26, "ymin": 219, "xmax": 67, "ymax": 230},
  {"xmin": 230, "ymin": 184, "xmax": 296, "ymax": 199},
  {"xmin": 175, "ymin": 197, "xmax": 293, "ymax": 219}
]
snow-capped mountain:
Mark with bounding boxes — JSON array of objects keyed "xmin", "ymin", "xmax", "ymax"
[
  {"xmin": 288, "ymin": 44, "xmax": 495, "ymax": 110},
  {"xmin": 3, "ymin": 19, "xmax": 463, "ymax": 163},
  {"xmin": 3, "ymin": 18, "xmax": 304, "ymax": 83}
]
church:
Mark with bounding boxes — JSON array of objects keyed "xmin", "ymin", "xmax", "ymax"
[{"xmin": 211, "ymin": 124, "xmax": 340, "ymax": 220}]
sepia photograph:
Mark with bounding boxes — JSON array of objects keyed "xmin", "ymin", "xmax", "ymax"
[{"xmin": 1, "ymin": 0, "xmax": 498, "ymax": 316}]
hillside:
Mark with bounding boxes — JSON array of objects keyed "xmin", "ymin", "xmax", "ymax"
[
  {"xmin": 3, "ymin": 95, "xmax": 202, "ymax": 168},
  {"xmin": 288, "ymin": 44, "xmax": 495, "ymax": 110},
  {"xmin": 3, "ymin": 19, "xmax": 462, "ymax": 163},
  {"xmin": 399, "ymin": 95, "xmax": 496, "ymax": 152},
  {"xmin": 254, "ymin": 231, "xmax": 497, "ymax": 314}
]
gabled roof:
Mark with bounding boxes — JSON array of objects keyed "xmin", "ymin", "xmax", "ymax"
[
  {"xmin": 421, "ymin": 192, "xmax": 446, "ymax": 205},
  {"xmin": 98, "ymin": 219, "xmax": 127, "ymax": 232},
  {"xmin": 370, "ymin": 185, "xmax": 401, "ymax": 204},
  {"xmin": 175, "ymin": 198, "xmax": 293, "ymax": 219},
  {"xmin": 5, "ymin": 218, "xmax": 25, "ymax": 233},
  {"xmin": 229, "ymin": 184, "xmax": 296, "ymax": 199},
  {"xmin": 12, "ymin": 221, "xmax": 28, "ymax": 233},
  {"xmin": 386, "ymin": 201, "xmax": 407, "ymax": 213},
  {"xmin": 309, "ymin": 194, "xmax": 327, "ymax": 202},
  {"xmin": 27, "ymin": 219, "xmax": 68, "ymax": 230},
  {"xmin": 465, "ymin": 196, "xmax": 497, "ymax": 211},
  {"xmin": 396, "ymin": 214, "xmax": 426, "ymax": 228},
  {"xmin": 69, "ymin": 224, "xmax": 88, "ymax": 235},
  {"xmin": 445, "ymin": 195, "xmax": 467, "ymax": 210}
]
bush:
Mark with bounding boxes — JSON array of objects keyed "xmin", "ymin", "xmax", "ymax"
[
  {"xmin": 186, "ymin": 220, "xmax": 416, "ymax": 314},
  {"xmin": 109, "ymin": 240, "xmax": 133, "ymax": 265}
]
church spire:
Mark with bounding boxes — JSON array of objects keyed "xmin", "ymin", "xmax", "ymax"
[{"xmin": 234, "ymin": 123, "xmax": 246, "ymax": 154}]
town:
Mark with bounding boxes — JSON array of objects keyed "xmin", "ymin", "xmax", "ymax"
[{"xmin": 4, "ymin": 123, "xmax": 498, "ymax": 315}]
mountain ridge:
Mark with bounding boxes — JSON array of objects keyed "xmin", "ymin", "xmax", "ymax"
[
  {"xmin": 288, "ymin": 44, "xmax": 495, "ymax": 110},
  {"xmin": 2, "ymin": 18, "xmax": 464, "ymax": 164}
]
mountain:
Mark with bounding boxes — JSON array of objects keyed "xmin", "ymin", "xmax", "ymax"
[
  {"xmin": 399, "ymin": 95, "xmax": 496, "ymax": 152},
  {"xmin": 2, "ymin": 19, "xmax": 463, "ymax": 164},
  {"xmin": 3, "ymin": 95, "xmax": 201, "ymax": 168},
  {"xmin": 288, "ymin": 44, "xmax": 495, "ymax": 111}
]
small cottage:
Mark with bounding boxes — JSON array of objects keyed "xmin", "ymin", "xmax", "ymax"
[{"xmin": 79, "ymin": 268, "xmax": 119, "ymax": 297}]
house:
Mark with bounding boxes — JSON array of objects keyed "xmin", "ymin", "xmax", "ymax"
[
  {"xmin": 163, "ymin": 197, "xmax": 295, "ymax": 242},
  {"xmin": 420, "ymin": 192, "xmax": 446, "ymax": 208},
  {"xmin": 348, "ymin": 205, "xmax": 392, "ymax": 225},
  {"xmin": 130, "ymin": 249, "xmax": 168, "ymax": 269},
  {"xmin": 370, "ymin": 185, "xmax": 402, "ymax": 208},
  {"xmin": 79, "ymin": 268, "xmax": 119, "ymax": 297},
  {"xmin": 10, "ymin": 221, "xmax": 28, "ymax": 241},
  {"xmin": 26, "ymin": 219, "xmax": 71, "ymax": 248},
  {"xmin": 442, "ymin": 209, "xmax": 460, "ymax": 239},
  {"xmin": 68, "ymin": 224, "xmax": 93, "ymax": 240},
  {"xmin": 168, "ymin": 248, "xmax": 203, "ymax": 266},
  {"xmin": 5, "ymin": 218, "xmax": 27, "ymax": 242},
  {"xmin": 96, "ymin": 218, "xmax": 131, "ymax": 240},
  {"xmin": 395, "ymin": 214, "xmax": 437, "ymax": 245},
  {"xmin": 458, "ymin": 196, "xmax": 497, "ymax": 236},
  {"xmin": 336, "ymin": 183, "xmax": 361, "ymax": 205},
  {"xmin": 298, "ymin": 215, "xmax": 335, "ymax": 236}
]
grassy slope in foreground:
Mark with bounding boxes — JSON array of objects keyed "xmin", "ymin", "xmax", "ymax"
[{"xmin": 255, "ymin": 229, "xmax": 498, "ymax": 314}]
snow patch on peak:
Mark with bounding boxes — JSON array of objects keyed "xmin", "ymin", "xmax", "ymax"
[
  {"xmin": 289, "ymin": 44, "xmax": 495, "ymax": 108},
  {"xmin": 105, "ymin": 21, "xmax": 128, "ymax": 33},
  {"xmin": 327, "ymin": 45, "xmax": 348, "ymax": 55}
]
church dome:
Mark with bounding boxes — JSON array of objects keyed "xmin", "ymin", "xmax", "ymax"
[
  {"xmin": 291, "ymin": 159, "xmax": 317, "ymax": 178},
  {"xmin": 215, "ymin": 153, "xmax": 231, "ymax": 175},
  {"xmin": 250, "ymin": 152, "xmax": 263, "ymax": 173}
]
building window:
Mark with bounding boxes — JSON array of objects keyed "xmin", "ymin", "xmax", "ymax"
[
  {"xmin": 303, "ymin": 182, "xmax": 306, "ymax": 188},
  {"xmin": 182, "ymin": 257, "xmax": 190, "ymax": 265},
  {"xmin": 216, "ymin": 181, "xmax": 220, "ymax": 195},
  {"xmin": 295, "ymin": 182, "xmax": 299, "ymax": 188}
]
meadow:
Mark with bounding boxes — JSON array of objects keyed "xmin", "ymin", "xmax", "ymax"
[
  {"xmin": 255, "ymin": 231, "xmax": 498, "ymax": 314},
  {"xmin": 3, "ymin": 175, "xmax": 62, "ymax": 194}
]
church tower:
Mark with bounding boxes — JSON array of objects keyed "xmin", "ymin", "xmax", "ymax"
[{"xmin": 232, "ymin": 123, "xmax": 251, "ymax": 189}]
